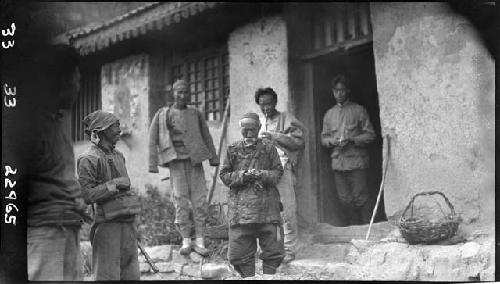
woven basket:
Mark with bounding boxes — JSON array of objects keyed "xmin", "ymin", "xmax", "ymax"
[{"xmin": 398, "ymin": 191, "xmax": 461, "ymax": 245}]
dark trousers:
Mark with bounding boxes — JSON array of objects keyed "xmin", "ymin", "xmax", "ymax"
[
  {"xmin": 92, "ymin": 222, "xmax": 140, "ymax": 280},
  {"xmin": 27, "ymin": 226, "xmax": 81, "ymax": 281},
  {"xmin": 333, "ymin": 169, "xmax": 372, "ymax": 225},
  {"xmin": 228, "ymin": 223, "xmax": 285, "ymax": 277}
]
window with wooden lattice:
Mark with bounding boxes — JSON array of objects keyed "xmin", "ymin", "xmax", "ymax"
[
  {"xmin": 72, "ymin": 71, "xmax": 101, "ymax": 142},
  {"xmin": 171, "ymin": 51, "xmax": 229, "ymax": 121}
]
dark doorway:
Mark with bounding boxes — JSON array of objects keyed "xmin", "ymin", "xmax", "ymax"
[{"xmin": 312, "ymin": 43, "xmax": 386, "ymax": 226}]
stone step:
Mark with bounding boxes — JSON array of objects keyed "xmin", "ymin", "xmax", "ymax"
[
  {"xmin": 287, "ymin": 237, "xmax": 495, "ymax": 281},
  {"xmin": 310, "ymin": 221, "xmax": 395, "ymax": 244}
]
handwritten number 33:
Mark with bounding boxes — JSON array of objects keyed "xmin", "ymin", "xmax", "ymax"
[{"xmin": 2, "ymin": 23, "xmax": 15, "ymax": 49}]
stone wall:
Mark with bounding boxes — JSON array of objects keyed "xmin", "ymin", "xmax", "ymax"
[{"xmin": 370, "ymin": 3, "xmax": 495, "ymax": 224}]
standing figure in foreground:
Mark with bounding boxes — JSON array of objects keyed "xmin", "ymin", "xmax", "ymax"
[
  {"xmin": 78, "ymin": 111, "xmax": 141, "ymax": 280},
  {"xmin": 220, "ymin": 112, "xmax": 284, "ymax": 278},
  {"xmin": 27, "ymin": 45, "xmax": 90, "ymax": 281},
  {"xmin": 148, "ymin": 79, "xmax": 219, "ymax": 256},
  {"xmin": 255, "ymin": 87, "xmax": 305, "ymax": 263},
  {"xmin": 321, "ymin": 74, "xmax": 376, "ymax": 225}
]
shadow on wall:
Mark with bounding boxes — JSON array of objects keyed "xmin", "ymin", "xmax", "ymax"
[{"xmin": 447, "ymin": 1, "xmax": 497, "ymax": 60}]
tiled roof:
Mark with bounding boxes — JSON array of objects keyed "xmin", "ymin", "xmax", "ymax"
[{"xmin": 68, "ymin": 2, "xmax": 224, "ymax": 56}]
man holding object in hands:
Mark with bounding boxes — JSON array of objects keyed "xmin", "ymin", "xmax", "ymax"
[
  {"xmin": 321, "ymin": 74, "xmax": 376, "ymax": 226},
  {"xmin": 220, "ymin": 112, "xmax": 284, "ymax": 278},
  {"xmin": 255, "ymin": 87, "xmax": 305, "ymax": 263},
  {"xmin": 78, "ymin": 111, "xmax": 141, "ymax": 280}
]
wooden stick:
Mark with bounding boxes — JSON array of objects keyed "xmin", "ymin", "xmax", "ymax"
[
  {"xmin": 365, "ymin": 134, "xmax": 390, "ymax": 240},
  {"xmin": 138, "ymin": 241, "xmax": 159, "ymax": 273},
  {"xmin": 207, "ymin": 98, "xmax": 230, "ymax": 205}
]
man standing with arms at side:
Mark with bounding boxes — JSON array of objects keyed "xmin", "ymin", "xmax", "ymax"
[
  {"xmin": 27, "ymin": 45, "xmax": 91, "ymax": 281},
  {"xmin": 148, "ymin": 79, "xmax": 219, "ymax": 256},
  {"xmin": 77, "ymin": 111, "xmax": 141, "ymax": 280},
  {"xmin": 321, "ymin": 74, "xmax": 376, "ymax": 226},
  {"xmin": 255, "ymin": 87, "xmax": 305, "ymax": 263}
]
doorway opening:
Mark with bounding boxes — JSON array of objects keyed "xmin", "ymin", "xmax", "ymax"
[{"xmin": 312, "ymin": 43, "xmax": 386, "ymax": 226}]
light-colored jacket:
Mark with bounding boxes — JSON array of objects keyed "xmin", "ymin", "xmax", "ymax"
[
  {"xmin": 321, "ymin": 100, "xmax": 375, "ymax": 171},
  {"xmin": 148, "ymin": 106, "xmax": 218, "ymax": 171},
  {"xmin": 259, "ymin": 111, "xmax": 306, "ymax": 170}
]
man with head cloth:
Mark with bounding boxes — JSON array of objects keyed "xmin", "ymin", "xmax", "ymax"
[
  {"xmin": 77, "ymin": 110, "xmax": 141, "ymax": 280},
  {"xmin": 148, "ymin": 79, "xmax": 219, "ymax": 256},
  {"xmin": 220, "ymin": 112, "xmax": 284, "ymax": 279}
]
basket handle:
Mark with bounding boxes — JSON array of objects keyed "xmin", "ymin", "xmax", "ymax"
[{"xmin": 401, "ymin": 191, "xmax": 456, "ymax": 219}]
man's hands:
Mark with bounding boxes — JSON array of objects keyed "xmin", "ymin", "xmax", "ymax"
[
  {"xmin": 112, "ymin": 177, "xmax": 131, "ymax": 191},
  {"xmin": 260, "ymin": 131, "xmax": 280, "ymax": 142},
  {"xmin": 243, "ymin": 169, "xmax": 263, "ymax": 182},
  {"xmin": 328, "ymin": 137, "xmax": 354, "ymax": 148}
]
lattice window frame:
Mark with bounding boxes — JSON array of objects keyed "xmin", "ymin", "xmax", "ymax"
[
  {"xmin": 171, "ymin": 50, "xmax": 229, "ymax": 121},
  {"xmin": 71, "ymin": 71, "xmax": 101, "ymax": 142}
]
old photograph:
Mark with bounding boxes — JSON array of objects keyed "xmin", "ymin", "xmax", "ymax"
[{"xmin": 0, "ymin": 1, "xmax": 496, "ymax": 282}]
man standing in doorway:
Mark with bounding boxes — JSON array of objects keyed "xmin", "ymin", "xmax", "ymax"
[
  {"xmin": 321, "ymin": 74, "xmax": 376, "ymax": 226},
  {"xmin": 148, "ymin": 79, "xmax": 219, "ymax": 256},
  {"xmin": 255, "ymin": 87, "xmax": 305, "ymax": 263},
  {"xmin": 78, "ymin": 111, "xmax": 141, "ymax": 280}
]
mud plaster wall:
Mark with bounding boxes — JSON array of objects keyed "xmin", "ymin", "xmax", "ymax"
[
  {"xmin": 227, "ymin": 15, "xmax": 289, "ymax": 143},
  {"xmin": 75, "ymin": 54, "xmax": 168, "ymax": 195},
  {"xmin": 370, "ymin": 3, "xmax": 495, "ymax": 224}
]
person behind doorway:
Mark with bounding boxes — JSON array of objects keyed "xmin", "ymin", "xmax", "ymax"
[
  {"xmin": 321, "ymin": 74, "xmax": 376, "ymax": 226},
  {"xmin": 220, "ymin": 112, "xmax": 284, "ymax": 278},
  {"xmin": 27, "ymin": 45, "xmax": 91, "ymax": 281},
  {"xmin": 255, "ymin": 87, "xmax": 305, "ymax": 263},
  {"xmin": 77, "ymin": 111, "xmax": 141, "ymax": 280},
  {"xmin": 148, "ymin": 79, "xmax": 219, "ymax": 256}
]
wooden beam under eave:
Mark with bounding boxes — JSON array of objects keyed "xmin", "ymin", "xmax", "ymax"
[
  {"xmin": 360, "ymin": 4, "xmax": 370, "ymax": 36},
  {"xmin": 154, "ymin": 18, "xmax": 163, "ymax": 31},
  {"xmin": 173, "ymin": 12, "xmax": 181, "ymax": 23},
  {"xmin": 324, "ymin": 17, "xmax": 334, "ymax": 47},
  {"xmin": 132, "ymin": 27, "xmax": 139, "ymax": 38},
  {"xmin": 347, "ymin": 4, "xmax": 357, "ymax": 40},
  {"xmin": 335, "ymin": 7, "xmax": 345, "ymax": 43},
  {"xmin": 300, "ymin": 36, "xmax": 372, "ymax": 60},
  {"xmin": 140, "ymin": 25, "xmax": 147, "ymax": 35},
  {"xmin": 146, "ymin": 20, "xmax": 154, "ymax": 31},
  {"xmin": 190, "ymin": 4, "xmax": 198, "ymax": 16},
  {"xmin": 164, "ymin": 15, "xmax": 172, "ymax": 26}
]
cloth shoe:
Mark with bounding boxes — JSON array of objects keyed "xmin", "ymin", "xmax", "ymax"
[
  {"xmin": 262, "ymin": 273, "xmax": 274, "ymax": 280},
  {"xmin": 282, "ymin": 252, "xmax": 295, "ymax": 264},
  {"xmin": 192, "ymin": 237, "xmax": 210, "ymax": 256},
  {"xmin": 180, "ymin": 238, "xmax": 191, "ymax": 255}
]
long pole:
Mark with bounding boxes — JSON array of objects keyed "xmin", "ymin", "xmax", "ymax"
[
  {"xmin": 207, "ymin": 98, "xmax": 230, "ymax": 205},
  {"xmin": 365, "ymin": 134, "xmax": 390, "ymax": 240},
  {"xmin": 138, "ymin": 241, "xmax": 159, "ymax": 273}
]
